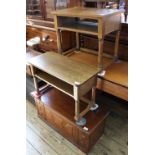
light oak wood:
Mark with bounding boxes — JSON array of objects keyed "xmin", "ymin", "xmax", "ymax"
[
  {"xmin": 28, "ymin": 52, "xmax": 100, "ymax": 85},
  {"xmin": 52, "ymin": 7, "xmax": 123, "ymax": 69},
  {"xmin": 54, "ymin": 15, "xmax": 62, "ymax": 53},
  {"xmin": 80, "ymin": 47, "xmax": 115, "ymax": 59},
  {"xmin": 28, "ymin": 52, "xmax": 100, "ymax": 122},
  {"xmin": 35, "ymin": 71, "xmax": 73, "ymax": 97},
  {"xmin": 67, "ymin": 50, "xmax": 114, "ymax": 69},
  {"xmin": 76, "ymin": 32, "xmax": 80, "ymax": 50},
  {"xmin": 30, "ymin": 65, "xmax": 40, "ymax": 95},
  {"xmin": 104, "ymin": 61, "xmax": 128, "ymax": 87},
  {"xmin": 114, "ymin": 30, "xmax": 120, "ymax": 59},
  {"xmin": 97, "ymin": 78, "xmax": 128, "ymax": 101},
  {"xmin": 98, "ymin": 38, "xmax": 104, "ymax": 68},
  {"xmin": 26, "ymin": 48, "xmax": 41, "ymax": 76},
  {"xmin": 51, "ymin": 7, "xmax": 124, "ymax": 19},
  {"xmin": 97, "ymin": 61, "xmax": 128, "ymax": 100}
]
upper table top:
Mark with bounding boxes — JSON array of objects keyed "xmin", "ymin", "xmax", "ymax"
[
  {"xmin": 51, "ymin": 7, "xmax": 124, "ymax": 19},
  {"xmin": 28, "ymin": 52, "xmax": 100, "ymax": 85}
]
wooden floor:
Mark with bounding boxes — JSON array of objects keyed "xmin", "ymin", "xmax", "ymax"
[{"xmin": 26, "ymin": 100, "xmax": 128, "ymax": 155}]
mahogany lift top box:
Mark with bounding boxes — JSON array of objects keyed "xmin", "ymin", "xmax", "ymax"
[{"xmin": 35, "ymin": 87, "xmax": 109, "ymax": 153}]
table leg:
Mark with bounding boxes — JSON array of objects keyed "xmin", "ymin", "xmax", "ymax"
[
  {"xmin": 75, "ymin": 100, "xmax": 80, "ymax": 121},
  {"xmin": 114, "ymin": 30, "xmax": 120, "ymax": 60},
  {"xmin": 74, "ymin": 83, "xmax": 86, "ymax": 126},
  {"xmin": 76, "ymin": 32, "xmax": 80, "ymax": 50},
  {"xmin": 98, "ymin": 38, "xmax": 104, "ymax": 69},
  {"xmin": 90, "ymin": 86, "xmax": 99, "ymax": 111},
  {"xmin": 30, "ymin": 65, "xmax": 40, "ymax": 97},
  {"xmin": 57, "ymin": 29, "xmax": 62, "ymax": 54}
]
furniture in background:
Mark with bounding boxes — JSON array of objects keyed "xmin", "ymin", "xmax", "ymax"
[
  {"xmin": 26, "ymin": 0, "xmax": 42, "ymax": 16},
  {"xmin": 26, "ymin": 18, "xmax": 75, "ymax": 53},
  {"xmin": 97, "ymin": 60, "xmax": 128, "ymax": 101},
  {"xmin": 83, "ymin": 0, "xmax": 121, "ymax": 9},
  {"xmin": 52, "ymin": 7, "xmax": 124, "ymax": 69}
]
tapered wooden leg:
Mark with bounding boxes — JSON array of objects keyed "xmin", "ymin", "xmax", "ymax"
[
  {"xmin": 73, "ymin": 83, "xmax": 80, "ymax": 121},
  {"xmin": 74, "ymin": 83, "xmax": 86, "ymax": 126},
  {"xmin": 76, "ymin": 32, "xmax": 80, "ymax": 50},
  {"xmin": 92, "ymin": 86, "xmax": 96, "ymax": 106},
  {"xmin": 90, "ymin": 86, "xmax": 99, "ymax": 111},
  {"xmin": 114, "ymin": 30, "xmax": 120, "ymax": 60},
  {"xmin": 75, "ymin": 100, "xmax": 80, "ymax": 121},
  {"xmin": 30, "ymin": 65, "xmax": 40, "ymax": 96},
  {"xmin": 56, "ymin": 29, "xmax": 62, "ymax": 54},
  {"xmin": 98, "ymin": 38, "xmax": 104, "ymax": 69}
]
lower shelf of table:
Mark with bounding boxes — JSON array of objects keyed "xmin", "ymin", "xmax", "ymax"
[{"xmin": 34, "ymin": 87, "xmax": 109, "ymax": 153}]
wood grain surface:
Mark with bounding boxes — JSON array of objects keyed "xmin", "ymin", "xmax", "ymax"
[
  {"xmin": 104, "ymin": 60, "xmax": 128, "ymax": 87},
  {"xmin": 28, "ymin": 52, "xmax": 100, "ymax": 85},
  {"xmin": 51, "ymin": 7, "xmax": 124, "ymax": 18},
  {"xmin": 67, "ymin": 50, "xmax": 114, "ymax": 69},
  {"xmin": 27, "ymin": 100, "xmax": 128, "ymax": 155}
]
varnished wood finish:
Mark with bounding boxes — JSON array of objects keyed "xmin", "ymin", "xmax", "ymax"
[
  {"xmin": 34, "ymin": 88, "xmax": 109, "ymax": 153},
  {"xmin": 26, "ymin": 24, "xmax": 75, "ymax": 52},
  {"xmin": 114, "ymin": 30, "xmax": 120, "ymax": 59},
  {"xmin": 26, "ymin": 18, "xmax": 54, "ymax": 28},
  {"xmin": 97, "ymin": 61, "xmax": 128, "ymax": 101},
  {"xmin": 81, "ymin": 23, "xmax": 128, "ymax": 61},
  {"xmin": 52, "ymin": 7, "xmax": 123, "ymax": 36},
  {"xmin": 104, "ymin": 61, "xmax": 128, "ymax": 87},
  {"xmin": 26, "ymin": 48, "xmax": 42, "ymax": 76},
  {"xmin": 27, "ymin": 99, "xmax": 128, "ymax": 155},
  {"xmin": 28, "ymin": 52, "xmax": 100, "ymax": 85},
  {"xmin": 52, "ymin": 7, "xmax": 124, "ymax": 69},
  {"xmin": 67, "ymin": 50, "xmax": 114, "ymax": 69},
  {"xmin": 66, "ymin": 50, "xmax": 128, "ymax": 100},
  {"xmin": 97, "ymin": 78, "xmax": 128, "ymax": 101},
  {"xmin": 29, "ymin": 52, "xmax": 100, "ymax": 121},
  {"xmin": 52, "ymin": 7, "xmax": 123, "ymax": 19}
]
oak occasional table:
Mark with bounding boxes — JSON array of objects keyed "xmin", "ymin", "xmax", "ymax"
[
  {"xmin": 28, "ymin": 52, "xmax": 101, "ymax": 126},
  {"xmin": 52, "ymin": 7, "xmax": 124, "ymax": 69}
]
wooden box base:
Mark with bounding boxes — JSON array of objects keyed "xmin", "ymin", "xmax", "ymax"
[{"xmin": 35, "ymin": 87, "xmax": 109, "ymax": 153}]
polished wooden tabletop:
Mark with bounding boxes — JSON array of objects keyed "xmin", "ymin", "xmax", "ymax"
[
  {"xmin": 51, "ymin": 7, "xmax": 124, "ymax": 18},
  {"xmin": 28, "ymin": 52, "xmax": 100, "ymax": 85},
  {"xmin": 104, "ymin": 61, "xmax": 128, "ymax": 87}
]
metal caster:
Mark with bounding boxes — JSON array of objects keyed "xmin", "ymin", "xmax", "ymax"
[
  {"xmin": 76, "ymin": 117, "xmax": 87, "ymax": 126},
  {"xmin": 90, "ymin": 103, "xmax": 99, "ymax": 111}
]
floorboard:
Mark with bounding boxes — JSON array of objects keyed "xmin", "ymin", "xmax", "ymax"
[{"xmin": 26, "ymin": 140, "xmax": 41, "ymax": 155}]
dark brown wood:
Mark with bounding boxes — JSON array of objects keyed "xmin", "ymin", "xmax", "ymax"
[
  {"xmin": 26, "ymin": 25, "xmax": 75, "ymax": 52},
  {"xmin": 34, "ymin": 87, "xmax": 109, "ymax": 153},
  {"xmin": 27, "ymin": 0, "xmax": 80, "ymax": 20}
]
